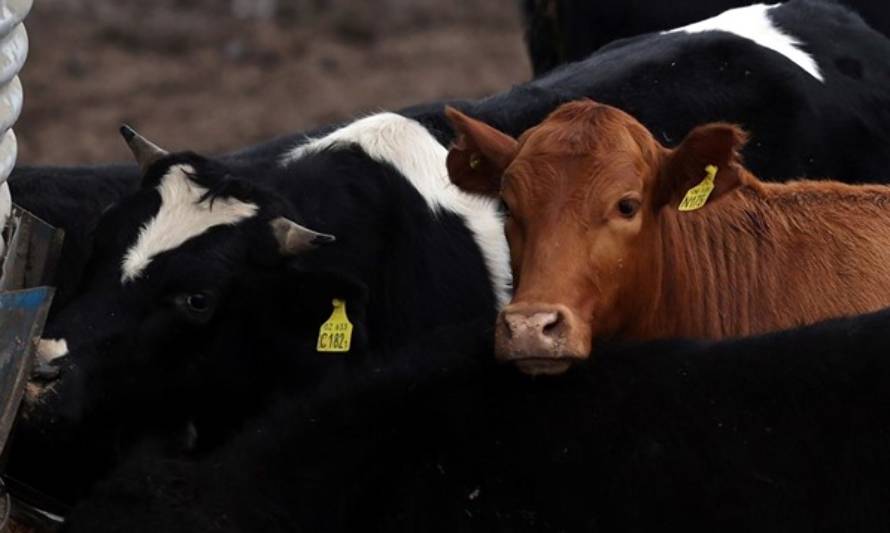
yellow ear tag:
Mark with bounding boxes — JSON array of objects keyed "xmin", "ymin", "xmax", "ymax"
[
  {"xmin": 678, "ymin": 165, "xmax": 719, "ymax": 212},
  {"xmin": 317, "ymin": 299, "xmax": 353, "ymax": 353}
]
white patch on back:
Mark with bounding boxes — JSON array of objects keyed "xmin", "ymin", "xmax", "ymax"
[
  {"xmin": 36, "ymin": 337, "xmax": 69, "ymax": 363},
  {"xmin": 283, "ymin": 113, "xmax": 512, "ymax": 308},
  {"xmin": 665, "ymin": 3, "xmax": 824, "ymax": 82},
  {"xmin": 121, "ymin": 164, "xmax": 258, "ymax": 283}
]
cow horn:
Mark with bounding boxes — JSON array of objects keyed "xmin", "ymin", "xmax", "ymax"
[
  {"xmin": 120, "ymin": 124, "xmax": 168, "ymax": 173},
  {"xmin": 269, "ymin": 216, "xmax": 336, "ymax": 256}
]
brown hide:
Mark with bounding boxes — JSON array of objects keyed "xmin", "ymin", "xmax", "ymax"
[{"xmin": 445, "ymin": 101, "xmax": 890, "ymax": 375}]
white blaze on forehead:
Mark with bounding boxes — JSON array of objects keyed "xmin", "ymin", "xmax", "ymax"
[
  {"xmin": 121, "ymin": 164, "xmax": 258, "ymax": 283},
  {"xmin": 283, "ymin": 112, "xmax": 513, "ymax": 308},
  {"xmin": 665, "ymin": 3, "xmax": 824, "ymax": 82}
]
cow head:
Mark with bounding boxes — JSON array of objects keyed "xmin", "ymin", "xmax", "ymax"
[
  {"xmin": 11, "ymin": 127, "xmax": 371, "ymax": 502},
  {"xmin": 41, "ymin": 127, "xmax": 356, "ymax": 367},
  {"xmin": 445, "ymin": 101, "xmax": 748, "ymax": 375}
]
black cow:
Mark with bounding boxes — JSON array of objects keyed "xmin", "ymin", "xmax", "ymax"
[
  {"xmin": 11, "ymin": 0, "xmax": 890, "ymax": 504},
  {"xmin": 63, "ymin": 306, "xmax": 890, "ymax": 532},
  {"xmin": 8, "ymin": 164, "xmax": 140, "ymax": 309},
  {"xmin": 521, "ymin": 0, "xmax": 890, "ymax": 76}
]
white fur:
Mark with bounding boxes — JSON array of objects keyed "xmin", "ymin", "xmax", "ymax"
[
  {"xmin": 36, "ymin": 337, "xmax": 69, "ymax": 363},
  {"xmin": 121, "ymin": 164, "xmax": 258, "ymax": 283},
  {"xmin": 283, "ymin": 113, "xmax": 512, "ymax": 308},
  {"xmin": 665, "ymin": 3, "xmax": 824, "ymax": 82},
  {"xmin": 0, "ymin": 180, "xmax": 11, "ymax": 258}
]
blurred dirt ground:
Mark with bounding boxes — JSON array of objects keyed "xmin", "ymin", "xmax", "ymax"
[{"xmin": 17, "ymin": 0, "xmax": 530, "ymax": 165}]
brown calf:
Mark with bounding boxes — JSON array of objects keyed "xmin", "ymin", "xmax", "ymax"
[{"xmin": 446, "ymin": 101, "xmax": 890, "ymax": 375}]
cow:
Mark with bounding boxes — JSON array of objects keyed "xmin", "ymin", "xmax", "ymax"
[
  {"xmin": 11, "ymin": 0, "xmax": 890, "ymax": 503},
  {"xmin": 6, "ymin": 119, "xmax": 507, "ymax": 504},
  {"xmin": 446, "ymin": 99, "xmax": 890, "ymax": 375},
  {"xmin": 520, "ymin": 0, "xmax": 890, "ymax": 76},
  {"xmin": 8, "ymin": 164, "xmax": 140, "ymax": 308},
  {"xmin": 62, "ymin": 307, "xmax": 890, "ymax": 532}
]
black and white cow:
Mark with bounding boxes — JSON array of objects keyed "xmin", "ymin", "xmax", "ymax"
[
  {"xmin": 11, "ymin": 0, "xmax": 890, "ymax": 504},
  {"xmin": 9, "ymin": 118, "xmax": 509, "ymax": 503},
  {"xmin": 63, "ymin": 306, "xmax": 890, "ymax": 532},
  {"xmin": 521, "ymin": 0, "xmax": 890, "ymax": 76}
]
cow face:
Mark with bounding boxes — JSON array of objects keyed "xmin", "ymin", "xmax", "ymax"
[
  {"xmin": 446, "ymin": 102, "xmax": 746, "ymax": 375},
  {"xmin": 43, "ymin": 128, "xmax": 338, "ymax": 355},
  {"xmin": 12, "ymin": 128, "xmax": 371, "ymax": 501}
]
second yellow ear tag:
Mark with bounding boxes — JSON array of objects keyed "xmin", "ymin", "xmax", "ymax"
[
  {"xmin": 317, "ymin": 299, "xmax": 353, "ymax": 353},
  {"xmin": 678, "ymin": 165, "xmax": 718, "ymax": 212}
]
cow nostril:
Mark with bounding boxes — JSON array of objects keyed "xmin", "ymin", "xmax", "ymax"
[{"xmin": 541, "ymin": 312, "xmax": 562, "ymax": 336}]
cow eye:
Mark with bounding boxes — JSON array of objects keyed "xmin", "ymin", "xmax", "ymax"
[
  {"xmin": 500, "ymin": 201, "xmax": 512, "ymax": 218},
  {"xmin": 617, "ymin": 198, "xmax": 640, "ymax": 218},
  {"xmin": 186, "ymin": 293, "xmax": 210, "ymax": 313},
  {"xmin": 173, "ymin": 291, "xmax": 217, "ymax": 325}
]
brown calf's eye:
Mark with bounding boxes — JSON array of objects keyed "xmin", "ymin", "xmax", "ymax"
[{"xmin": 617, "ymin": 198, "xmax": 640, "ymax": 218}]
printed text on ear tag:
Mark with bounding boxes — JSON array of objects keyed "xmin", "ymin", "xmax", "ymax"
[
  {"xmin": 678, "ymin": 165, "xmax": 719, "ymax": 212},
  {"xmin": 317, "ymin": 299, "xmax": 353, "ymax": 353}
]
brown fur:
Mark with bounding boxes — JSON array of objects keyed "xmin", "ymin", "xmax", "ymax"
[
  {"xmin": 648, "ymin": 181, "xmax": 890, "ymax": 338},
  {"xmin": 445, "ymin": 101, "xmax": 890, "ymax": 373}
]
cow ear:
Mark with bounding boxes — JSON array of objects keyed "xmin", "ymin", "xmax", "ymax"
[
  {"xmin": 445, "ymin": 106, "xmax": 518, "ymax": 197},
  {"xmin": 657, "ymin": 123, "xmax": 749, "ymax": 209},
  {"xmin": 270, "ymin": 217, "xmax": 336, "ymax": 256}
]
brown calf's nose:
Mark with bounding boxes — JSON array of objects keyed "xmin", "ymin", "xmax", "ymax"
[
  {"xmin": 495, "ymin": 303, "xmax": 591, "ymax": 375},
  {"xmin": 502, "ymin": 310, "xmax": 564, "ymax": 341},
  {"xmin": 497, "ymin": 307, "xmax": 570, "ymax": 363}
]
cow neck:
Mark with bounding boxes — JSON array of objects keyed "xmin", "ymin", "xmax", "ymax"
[{"xmin": 650, "ymin": 179, "xmax": 890, "ymax": 340}]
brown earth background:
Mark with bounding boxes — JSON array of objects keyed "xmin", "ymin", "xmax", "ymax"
[{"xmin": 17, "ymin": 0, "xmax": 530, "ymax": 166}]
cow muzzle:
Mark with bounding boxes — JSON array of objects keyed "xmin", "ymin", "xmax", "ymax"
[{"xmin": 495, "ymin": 303, "xmax": 590, "ymax": 376}]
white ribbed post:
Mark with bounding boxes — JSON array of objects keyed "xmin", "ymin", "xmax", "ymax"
[{"xmin": 0, "ymin": 0, "xmax": 30, "ymax": 259}]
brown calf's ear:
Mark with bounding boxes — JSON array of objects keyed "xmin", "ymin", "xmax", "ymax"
[
  {"xmin": 658, "ymin": 123, "xmax": 749, "ymax": 209},
  {"xmin": 444, "ymin": 106, "xmax": 519, "ymax": 197}
]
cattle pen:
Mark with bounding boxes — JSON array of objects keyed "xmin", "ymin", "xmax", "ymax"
[{"xmin": 5, "ymin": 1, "xmax": 890, "ymax": 532}]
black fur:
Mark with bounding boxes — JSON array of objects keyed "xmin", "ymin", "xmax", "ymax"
[
  {"xmin": 65, "ymin": 307, "xmax": 890, "ymax": 532},
  {"xmin": 7, "ymin": 163, "xmax": 139, "ymax": 310},
  {"xmin": 520, "ymin": 0, "xmax": 890, "ymax": 76}
]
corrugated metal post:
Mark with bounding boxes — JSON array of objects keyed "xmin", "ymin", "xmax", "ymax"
[
  {"xmin": 0, "ymin": 4, "xmax": 39, "ymax": 530},
  {"xmin": 0, "ymin": 0, "xmax": 31, "ymax": 264}
]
